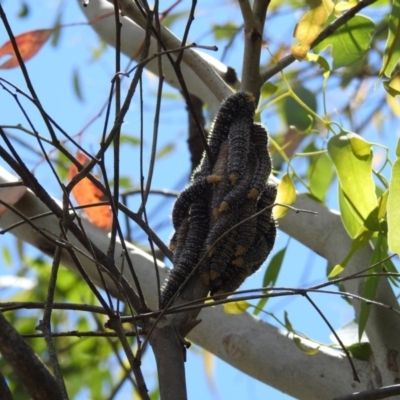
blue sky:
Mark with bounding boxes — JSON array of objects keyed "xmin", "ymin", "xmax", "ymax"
[{"xmin": 0, "ymin": 1, "xmax": 398, "ymax": 399}]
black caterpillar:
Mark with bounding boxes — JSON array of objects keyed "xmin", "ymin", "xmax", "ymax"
[{"xmin": 161, "ymin": 92, "xmax": 277, "ymax": 308}]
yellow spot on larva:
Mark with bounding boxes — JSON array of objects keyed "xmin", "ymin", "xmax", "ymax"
[
  {"xmin": 247, "ymin": 188, "xmax": 260, "ymax": 199},
  {"xmin": 207, "ymin": 174, "xmax": 222, "ymax": 183},
  {"xmin": 218, "ymin": 201, "xmax": 229, "ymax": 213},
  {"xmin": 229, "ymin": 172, "xmax": 239, "ymax": 185},
  {"xmin": 232, "ymin": 257, "xmax": 244, "ymax": 267}
]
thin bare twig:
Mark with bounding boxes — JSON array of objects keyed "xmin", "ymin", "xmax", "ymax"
[
  {"xmin": 303, "ymin": 292, "xmax": 359, "ymax": 382},
  {"xmin": 37, "ymin": 244, "xmax": 69, "ymax": 400},
  {"xmin": 107, "ymin": 316, "xmax": 150, "ymax": 400}
]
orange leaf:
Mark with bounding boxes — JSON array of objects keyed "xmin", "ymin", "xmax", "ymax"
[
  {"xmin": 68, "ymin": 152, "xmax": 113, "ymax": 232},
  {"xmin": 0, "ymin": 29, "xmax": 53, "ymax": 69}
]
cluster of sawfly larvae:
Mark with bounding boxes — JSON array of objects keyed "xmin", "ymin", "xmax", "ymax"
[{"xmin": 161, "ymin": 92, "xmax": 277, "ymax": 308}]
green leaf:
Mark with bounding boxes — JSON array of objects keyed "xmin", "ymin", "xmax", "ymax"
[
  {"xmin": 2, "ymin": 247, "xmax": 12, "ymax": 267},
  {"xmin": 72, "ymin": 68, "xmax": 84, "ymax": 101},
  {"xmin": 347, "ymin": 132, "xmax": 372, "ymax": 157},
  {"xmin": 253, "ymin": 296, "xmax": 268, "ymax": 316},
  {"xmin": 55, "ymin": 150, "xmax": 70, "ymax": 181},
  {"xmin": 314, "ymin": 15, "xmax": 375, "ymax": 69},
  {"xmin": 156, "ymin": 143, "xmax": 175, "ymax": 159},
  {"xmin": 149, "ymin": 387, "xmax": 160, "ymax": 400},
  {"xmin": 273, "ymin": 174, "xmax": 296, "ymax": 219},
  {"xmin": 162, "ymin": 11, "xmax": 189, "ymax": 28},
  {"xmin": 284, "ymin": 310, "xmax": 294, "ymax": 332},
  {"xmin": 346, "ymin": 342, "xmax": 372, "ymax": 361},
  {"xmin": 293, "ymin": 337, "xmax": 320, "ymax": 355},
  {"xmin": 292, "ymin": 0, "xmax": 334, "ymax": 60},
  {"xmin": 261, "ymin": 81, "xmax": 278, "ymax": 98},
  {"xmin": 377, "ymin": 190, "xmax": 389, "ymax": 221},
  {"xmin": 90, "ymin": 40, "xmax": 107, "ymax": 62},
  {"xmin": 338, "ymin": 186, "xmax": 363, "ymax": 238},
  {"xmin": 307, "ymin": 151, "xmax": 334, "ymax": 201},
  {"xmin": 328, "ymin": 131, "xmax": 378, "ymax": 234},
  {"xmin": 212, "ymin": 22, "xmax": 238, "ymax": 41},
  {"xmin": 326, "ymin": 261, "xmax": 352, "ymax": 304},
  {"xmin": 118, "ymin": 176, "xmax": 133, "ymax": 189},
  {"xmin": 373, "ymin": 230, "xmax": 399, "ymax": 282},
  {"xmin": 329, "ymin": 226, "xmax": 373, "ymax": 277},
  {"xmin": 339, "ymin": 54, "xmax": 369, "ymax": 88},
  {"xmin": 263, "ymin": 247, "xmax": 286, "ymax": 287},
  {"xmin": 223, "ymin": 300, "xmax": 251, "ymax": 314},
  {"xmin": 17, "ymin": 2, "xmax": 29, "ymax": 18},
  {"xmin": 119, "ymin": 134, "xmax": 141, "ymax": 146},
  {"xmin": 358, "ymin": 233, "xmax": 389, "ymax": 339},
  {"xmin": 254, "ymin": 247, "xmax": 287, "ymax": 315},
  {"xmin": 51, "ymin": 10, "xmax": 63, "ymax": 47},
  {"xmin": 380, "ymin": 0, "xmax": 400, "ymax": 77},
  {"xmin": 282, "ymin": 86, "xmax": 317, "ymax": 130},
  {"xmin": 387, "ymin": 140, "xmax": 400, "ymax": 254}
]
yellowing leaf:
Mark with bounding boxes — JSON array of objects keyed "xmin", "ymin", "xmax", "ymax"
[
  {"xmin": 292, "ymin": 0, "xmax": 334, "ymax": 60},
  {"xmin": 273, "ymin": 174, "xmax": 296, "ymax": 219},
  {"xmin": 68, "ymin": 152, "xmax": 113, "ymax": 232},
  {"xmin": 223, "ymin": 300, "xmax": 251, "ymax": 314},
  {"xmin": 329, "ymin": 263, "xmax": 345, "ymax": 277},
  {"xmin": 0, "ymin": 29, "xmax": 53, "ymax": 69},
  {"xmin": 383, "ymin": 71, "xmax": 400, "ymax": 98}
]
